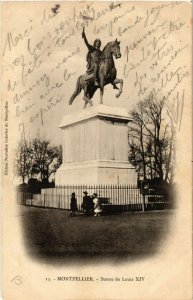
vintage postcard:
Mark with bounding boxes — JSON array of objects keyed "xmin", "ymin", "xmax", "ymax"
[{"xmin": 1, "ymin": 1, "xmax": 192, "ymax": 300}]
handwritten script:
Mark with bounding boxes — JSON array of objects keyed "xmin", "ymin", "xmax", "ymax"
[{"xmin": 2, "ymin": 2, "xmax": 191, "ymax": 144}]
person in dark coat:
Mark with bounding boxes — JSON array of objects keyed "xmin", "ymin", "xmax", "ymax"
[
  {"xmin": 89, "ymin": 195, "xmax": 94, "ymax": 214},
  {"xmin": 82, "ymin": 191, "xmax": 91, "ymax": 215},
  {"xmin": 70, "ymin": 192, "xmax": 77, "ymax": 217}
]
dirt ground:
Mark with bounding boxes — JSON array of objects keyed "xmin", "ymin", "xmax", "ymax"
[{"xmin": 18, "ymin": 205, "xmax": 175, "ymax": 265}]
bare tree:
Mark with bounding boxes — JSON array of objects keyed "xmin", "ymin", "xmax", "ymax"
[
  {"xmin": 128, "ymin": 95, "xmax": 175, "ymax": 184},
  {"xmin": 129, "ymin": 101, "xmax": 150, "ymax": 180},
  {"xmin": 15, "ymin": 138, "xmax": 62, "ymax": 183},
  {"xmin": 15, "ymin": 139, "xmax": 34, "ymax": 183},
  {"xmin": 31, "ymin": 138, "xmax": 62, "ymax": 182}
]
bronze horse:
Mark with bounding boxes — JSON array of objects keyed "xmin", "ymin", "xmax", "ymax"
[{"xmin": 69, "ymin": 40, "xmax": 123, "ymax": 109}]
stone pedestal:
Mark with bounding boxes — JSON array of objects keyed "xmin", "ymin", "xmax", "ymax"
[{"xmin": 55, "ymin": 105, "xmax": 137, "ymax": 185}]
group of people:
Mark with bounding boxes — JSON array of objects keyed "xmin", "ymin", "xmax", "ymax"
[{"xmin": 70, "ymin": 191, "xmax": 102, "ymax": 217}]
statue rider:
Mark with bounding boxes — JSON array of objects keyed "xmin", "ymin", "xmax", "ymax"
[{"xmin": 82, "ymin": 27, "xmax": 102, "ymax": 86}]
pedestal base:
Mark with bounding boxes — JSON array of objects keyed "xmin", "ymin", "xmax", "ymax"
[{"xmin": 55, "ymin": 160, "xmax": 137, "ymax": 185}]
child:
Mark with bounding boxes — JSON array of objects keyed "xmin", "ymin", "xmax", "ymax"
[
  {"xmin": 93, "ymin": 193, "xmax": 102, "ymax": 216},
  {"xmin": 70, "ymin": 192, "xmax": 77, "ymax": 217}
]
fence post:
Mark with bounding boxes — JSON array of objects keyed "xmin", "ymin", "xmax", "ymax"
[
  {"xmin": 44, "ymin": 193, "xmax": 46, "ymax": 207},
  {"xmin": 58, "ymin": 194, "xmax": 60, "ymax": 209},
  {"xmin": 141, "ymin": 182, "xmax": 146, "ymax": 212}
]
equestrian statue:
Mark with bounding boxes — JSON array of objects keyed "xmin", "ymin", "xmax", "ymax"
[{"xmin": 69, "ymin": 27, "xmax": 123, "ymax": 109}]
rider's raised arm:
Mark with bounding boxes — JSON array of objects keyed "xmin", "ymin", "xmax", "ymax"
[{"xmin": 82, "ymin": 28, "xmax": 95, "ymax": 51}]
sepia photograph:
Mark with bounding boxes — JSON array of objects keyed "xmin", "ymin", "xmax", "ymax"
[{"xmin": 1, "ymin": 1, "xmax": 192, "ymax": 299}]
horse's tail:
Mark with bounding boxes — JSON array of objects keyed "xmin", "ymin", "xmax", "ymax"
[{"xmin": 69, "ymin": 76, "xmax": 83, "ymax": 105}]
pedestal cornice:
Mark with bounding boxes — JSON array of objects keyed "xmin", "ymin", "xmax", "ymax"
[
  {"xmin": 59, "ymin": 105, "xmax": 132, "ymax": 128},
  {"xmin": 58, "ymin": 160, "xmax": 135, "ymax": 170}
]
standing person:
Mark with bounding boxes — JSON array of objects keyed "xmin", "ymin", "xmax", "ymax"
[
  {"xmin": 93, "ymin": 193, "xmax": 102, "ymax": 217},
  {"xmin": 89, "ymin": 195, "xmax": 94, "ymax": 214},
  {"xmin": 82, "ymin": 191, "xmax": 90, "ymax": 215},
  {"xmin": 70, "ymin": 192, "xmax": 77, "ymax": 217}
]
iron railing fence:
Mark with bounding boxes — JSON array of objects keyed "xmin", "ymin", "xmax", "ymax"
[{"xmin": 17, "ymin": 184, "xmax": 173, "ymax": 212}]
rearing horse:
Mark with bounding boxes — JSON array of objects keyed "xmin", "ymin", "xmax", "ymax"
[{"xmin": 69, "ymin": 39, "xmax": 123, "ymax": 109}]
